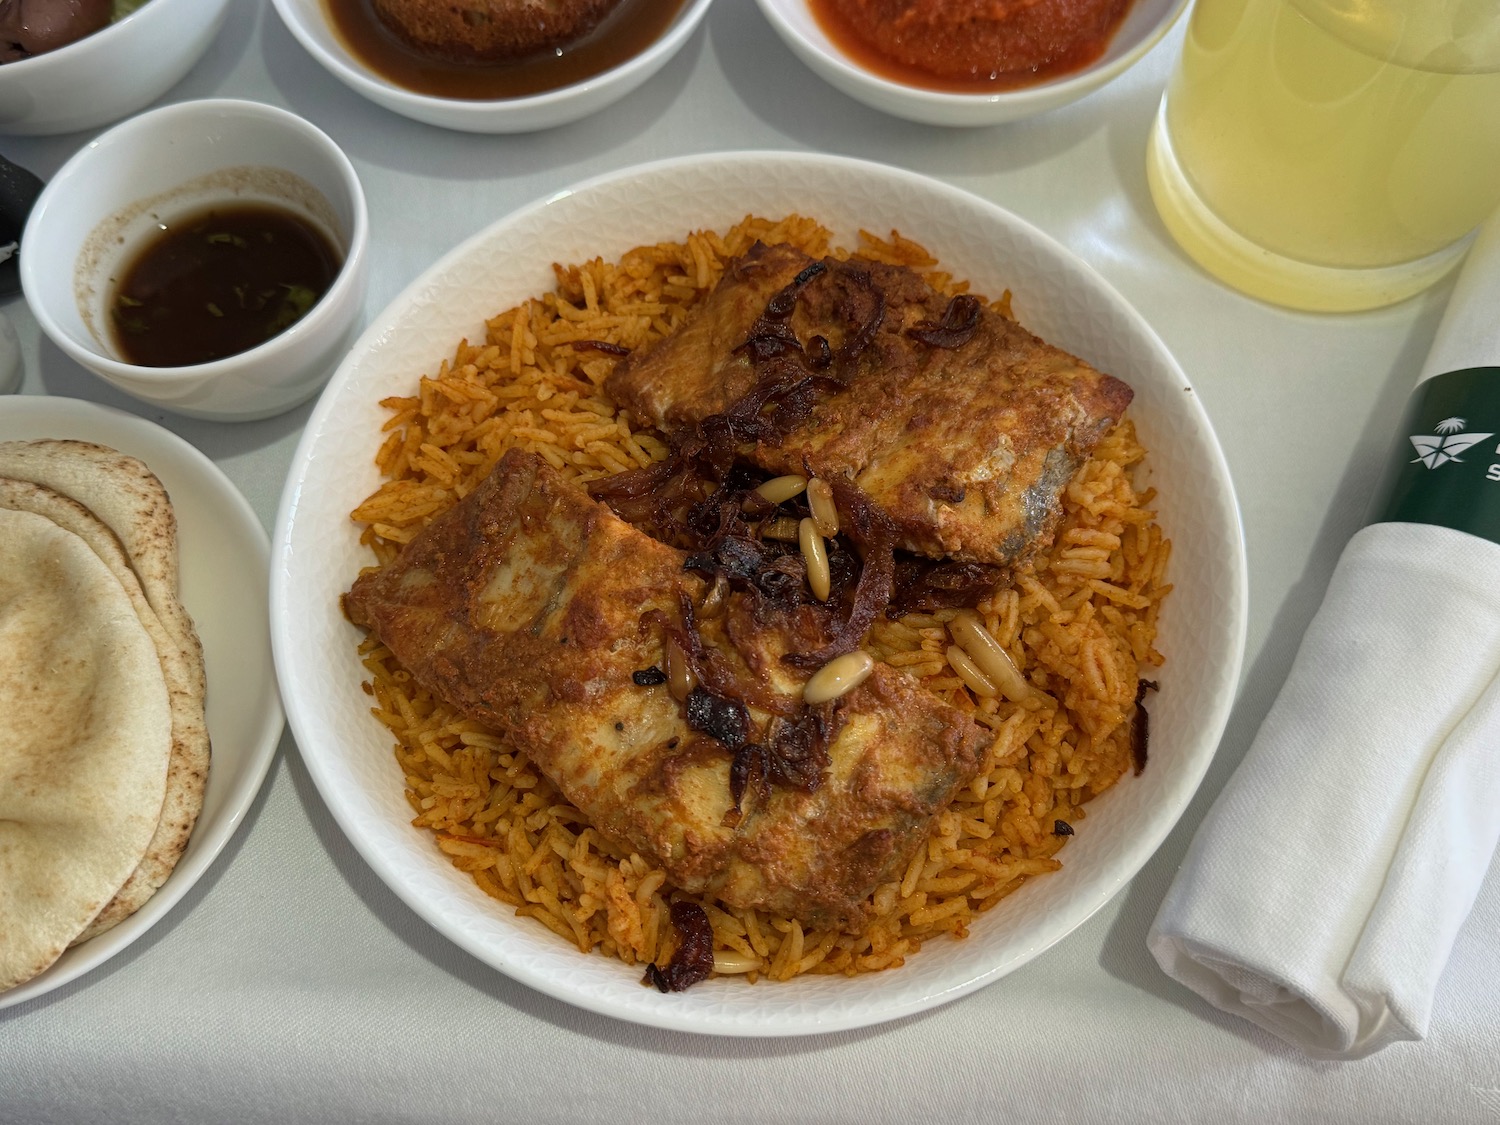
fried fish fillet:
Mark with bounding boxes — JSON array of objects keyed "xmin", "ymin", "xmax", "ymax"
[
  {"xmin": 605, "ymin": 241, "xmax": 1134, "ymax": 566},
  {"xmin": 346, "ymin": 449, "xmax": 985, "ymax": 930}
]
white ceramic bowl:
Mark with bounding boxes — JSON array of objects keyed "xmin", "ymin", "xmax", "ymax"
[
  {"xmin": 0, "ymin": 0, "xmax": 232, "ymax": 136},
  {"xmin": 274, "ymin": 151, "xmax": 1247, "ymax": 1036},
  {"xmin": 270, "ymin": 0, "xmax": 715, "ymax": 134},
  {"xmin": 755, "ymin": 0, "xmax": 1189, "ymax": 126},
  {"xmin": 21, "ymin": 99, "xmax": 369, "ymax": 422}
]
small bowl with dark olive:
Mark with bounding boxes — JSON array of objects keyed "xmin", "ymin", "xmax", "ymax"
[{"xmin": 21, "ymin": 99, "xmax": 369, "ymax": 421}]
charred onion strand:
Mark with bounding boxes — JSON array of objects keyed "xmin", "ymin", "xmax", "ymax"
[
  {"xmin": 572, "ymin": 339, "xmax": 631, "ymax": 356},
  {"xmin": 737, "ymin": 261, "xmax": 826, "ymax": 363},
  {"xmin": 766, "ymin": 704, "xmax": 839, "ymax": 791},
  {"xmin": 906, "ymin": 293, "xmax": 981, "ymax": 349},
  {"xmin": 888, "ymin": 558, "xmax": 1008, "ymax": 617},
  {"xmin": 658, "ymin": 596, "xmax": 798, "ymax": 718},
  {"xmin": 804, "ymin": 334, "xmax": 832, "ymax": 369},
  {"xmin": 728, "ymin": 701, "xmax": 842, "ymax": 811},
  {"xmin": 686, "ymin": 685, "xmax": 750, "ymax": 750},
  {"xmin": 643, "ymin": 901, "xmax": 716, "ymax": 992},
  {"xmin": 1132, "ymin": 679, "xmax": 1158, "ymax": 775}
]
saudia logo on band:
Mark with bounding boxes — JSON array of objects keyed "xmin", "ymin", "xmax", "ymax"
[
  {"xmin": 1408, "ymin": 417, "xmax": 1496, "ymax": 471},
  {"xmin": 1372, "ymin": 368, "xmax": 1500, "ymax": 548}
]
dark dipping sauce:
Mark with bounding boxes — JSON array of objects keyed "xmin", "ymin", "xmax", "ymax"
[
  {"xmin": 807, "ymin": 0, "xmax": 1134, "ymax": 93},
  {"xmin": 110, "ymin": 204, "xmax": 342, "ymax": 369},
  {"xmin": 322, "ymin": 0, "xmax": 688, "ymax": 100}
]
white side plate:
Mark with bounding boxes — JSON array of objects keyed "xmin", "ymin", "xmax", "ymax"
[{"xmin": 0, "ymin": 396, "xmax": 283, "ymax": 1010}]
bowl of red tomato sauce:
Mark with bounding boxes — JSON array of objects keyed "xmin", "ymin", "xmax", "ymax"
[{"xmin": 755, "ymin": 0, "xmax": 1188, "ymax": 125}]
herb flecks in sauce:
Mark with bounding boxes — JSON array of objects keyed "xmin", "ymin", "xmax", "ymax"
[{"xmin": 109, "ymin": 203, "xmax": 341, "ymax": 368}]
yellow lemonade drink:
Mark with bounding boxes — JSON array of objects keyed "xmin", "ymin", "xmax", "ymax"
[{"xmin": 1148, "ymin": 0, "xmax": 1500, "ymax": 310}]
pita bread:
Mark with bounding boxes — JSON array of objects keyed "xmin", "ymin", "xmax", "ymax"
[
  {"xmin": 0, "ymin": 508, "xmax": 173, "ymax": 991},
  {"xmin": 0, "ymin": 440, "xmax": 209, "ymax": 942},
  {"xmin": 0, "ymin": 440, "xmax": 201, "ymax": 679},
  {"xmin": 0, "ymin": 476, "xmax": 210, "ymax": 942}
]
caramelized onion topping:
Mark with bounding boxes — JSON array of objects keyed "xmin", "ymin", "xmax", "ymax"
[
  {"xmin": 1132, "ymin": 679, "xmax": 1159, "ymax": 775},
  {"xmin": 737, "ymin": 261, "xmax": 826, "ymax": 363},
  {"xmin": 727, "ymin": 701, "xmax": 842, "ymax": 812},
  {"xmin": 906, "ymin": 294, "xmax": 981, "ymax": 349},
  {"xmin": 888, "ymin": 558, "xmax": 1008, "ymax": 617},
  {"xmin": 653, "ymin": 595, "xmax": 798, "ymax": 719},
  {"xmin": 781, "ymin": 477, "xmax": 896, "ymax": 670},
  {"xmin": 609, "ymin": 256, "xmax": 1014, "ymax": 809},
  {"xmin": 643, "ymin": 901, "xmax": 716, "ymax": 992},
  {"xmin": 685, "ymin": 685, "xmax": 750, "ymax": 750},
  {"xmin": 572, "ymin": 339, "xmax": 631, "ymax": 356}
]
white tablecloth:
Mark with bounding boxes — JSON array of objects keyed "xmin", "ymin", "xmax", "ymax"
[{"xmin": 2, "ymin": 3, "xmax": 1497, "ymax": 1121}]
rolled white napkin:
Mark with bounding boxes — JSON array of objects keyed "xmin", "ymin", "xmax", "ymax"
[{"xmin": 1148, "ymin": 213, "xmax": 1500, "ymax": 1059}]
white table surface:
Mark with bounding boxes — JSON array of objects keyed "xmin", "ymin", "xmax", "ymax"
[{"xmin": 2, "ymin": 3, "xmax": 1497, "ymax": 1122}]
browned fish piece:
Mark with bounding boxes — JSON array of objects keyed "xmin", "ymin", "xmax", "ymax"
[
  {"xmin": 347, "ymin": 449, "xmax": 985, "ymax": 930},
  {"xmin": 606, "ymin": 241, "xmax": 1134, "ymax": 565}
]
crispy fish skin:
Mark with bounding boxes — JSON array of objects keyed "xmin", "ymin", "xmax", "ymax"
[
  {"xmin": 346, "ymin": 449, "xmax": 984, "ymax": 930},
  {"xmin": 605, "ymin": 242, "xmax": 1134, "ymax": 566}
]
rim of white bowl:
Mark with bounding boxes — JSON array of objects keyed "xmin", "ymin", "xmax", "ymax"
[
  {"xmin": 0, "ymin": 0, "xmax": 220, "ymax": 77},
  {"xmin": 21, "ymin": 98, "xmax": 369, "ymax": 387},
  {"xmin": 270, "ymin": 0, "xmax": 715, "ymax": 120},
  {"xmin": 755, "ymin": 0, "xmax": 1190, "ymax": 112}
]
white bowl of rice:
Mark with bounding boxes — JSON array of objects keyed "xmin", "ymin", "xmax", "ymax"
[{"xmin": 273, "ymin": 151, "xmax": 1246, "ymax": 1036}]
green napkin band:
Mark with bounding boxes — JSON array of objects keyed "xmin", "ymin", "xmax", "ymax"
[{"xmin": 1369, "ymin": 366, "xmax": 1500, "ymax": 544}]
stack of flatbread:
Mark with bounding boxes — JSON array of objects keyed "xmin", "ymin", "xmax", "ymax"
[{"xmin": 0, "ymin": 440, "xmax": 209, "ymax": 993}]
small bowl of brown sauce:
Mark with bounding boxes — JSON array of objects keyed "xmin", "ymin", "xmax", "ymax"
[
  {"xmin": 20, "ymin": 99, "xmax": 369, "ymax": 421},
  {"xmin": 755, "ymin": 0, "xmax": 1189, "ymax": 126},
  {"xmin": 270, "ymin": 0, "xmax": 715, "ymax": 133}
]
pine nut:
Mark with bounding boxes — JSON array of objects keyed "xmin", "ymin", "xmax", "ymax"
[
  {"xmin": 947, "ymin": 610, "xmax": 1032, "ymax": 702},
  {"xmin": 945, "ymin": 645, "xmax": 998, "ymax": 698},
  {"xmin": 665, "ymin": 638, "xmax": 697, "ymax": 701},
  {"xmin": 799, "ymin": 517, "xmax": 831, "ymax": 601},
  {"xmin": 804, "ymin": 649, "xmax": 875, "ymax": 704},
  {"xmin": 807, "ymin": 478, "xmax": 839, "ymax": 537},
  {"xmin": 762, "ymin": 516, "xmax": 801, "ymax": 541},
  {"xmin": 755, "ymin": 474, "xmax": 808, "ymax": 505},
  {"xmin": 712, "ymin": 950, "xmax": 762, "ymax": 974}
]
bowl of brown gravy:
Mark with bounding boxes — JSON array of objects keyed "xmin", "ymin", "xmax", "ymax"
[{"xmin": 270, "ymin": 0, "xmax": 715, "ymax": 133}]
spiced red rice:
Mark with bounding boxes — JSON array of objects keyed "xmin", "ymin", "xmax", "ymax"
[{"xmin": 350, "ymin": 214, "xmax": 1170, "ymax": 982}]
